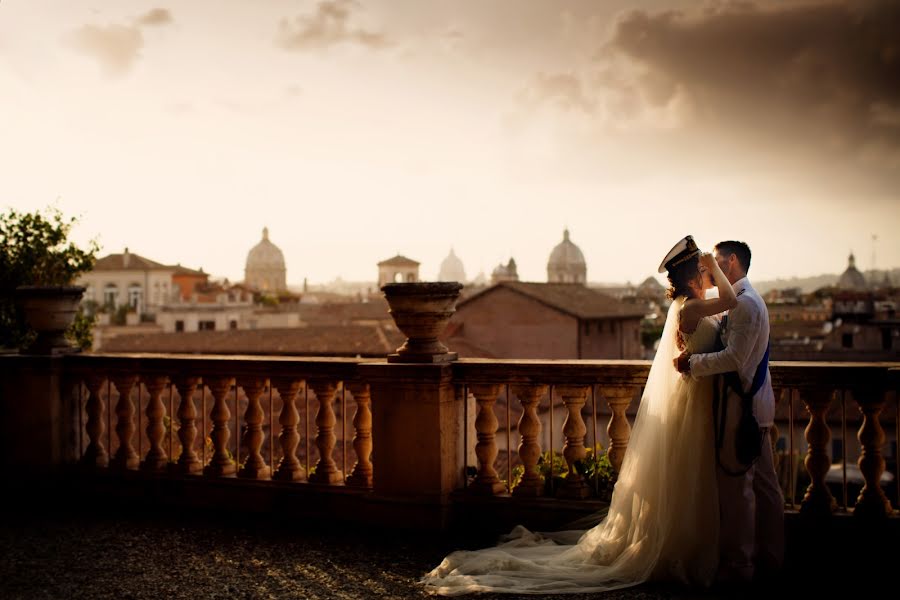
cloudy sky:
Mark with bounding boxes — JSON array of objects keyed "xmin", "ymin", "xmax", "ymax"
[{"xmin": 2, "ymin": 0, "xmax": 898, "ymax": 286}]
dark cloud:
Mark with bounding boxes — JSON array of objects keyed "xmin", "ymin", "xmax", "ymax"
[
  {"xmin": 137, "ymin": 8, "xmax": 174, "ymax": 27},
  {"xmin": 610, "ymin": 0, "xmax": 900, "ymax": 154},
  {"xmin": 518, "ymin": 1, "xmax": 900, "ymax": 191},
  {"xmin": 69, "ymin": 24, "xmax": 144, "ymax": 77},
  {"xmin": 277, "ymin": 0, "xmax": 390, "ymax": 51}
]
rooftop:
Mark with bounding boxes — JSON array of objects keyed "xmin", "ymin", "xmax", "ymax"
[{"xmin": 460, "ymin": 281, "xmax": 647, "ymax": 320}]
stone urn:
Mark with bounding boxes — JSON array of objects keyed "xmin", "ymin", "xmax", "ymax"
[
  {"xmin": 14, "ymin": 285, "xmax": 86, "ymax": 354},
  {"xmin": 381, "ymin": 282, "xmax": 463, "ymax": 363}
]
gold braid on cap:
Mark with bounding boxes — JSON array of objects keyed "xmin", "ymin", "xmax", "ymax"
[{"xmin": 667, "ymin": 237, "xmax": 700, "ymax": 270}]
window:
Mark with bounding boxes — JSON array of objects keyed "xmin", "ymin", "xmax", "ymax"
[
  {"xmin": 406, "ymin": 273, "xmax": 416, "ymax": 282},
  {"xmin": 199, "ymin": 321, "xmax": 215, "ymax": 331},
  {"xmin": 229, "ymin": 320, "xmax": 238, "ymax": 330},
  {"xmin": 175, "ymin": 320, "xmax": 184, "ymax": 332},
  {"xmin": 842, "ymin": 333, "xmax": 853, "ymax": 348},
  {"xmin": 103, "ymin": 284, "xmax": 118, "ymax": 309},
  {"xmin": 128, "ymin": 284, "xmax": 142, "ymax": 311}
]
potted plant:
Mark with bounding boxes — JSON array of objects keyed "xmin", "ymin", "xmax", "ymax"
[{"xmin": 0, "ymin": 207, "xmax": 99, "ymax": 354}]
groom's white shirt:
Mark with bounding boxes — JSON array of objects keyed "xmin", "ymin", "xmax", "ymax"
[{"xmin": 688, "ymin": 277, "xmax": 775, "ymax": 427}]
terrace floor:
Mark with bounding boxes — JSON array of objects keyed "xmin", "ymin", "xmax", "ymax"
[{"xmin": 2, "ymin": 488, "xmax": 896, "ymax": 600}]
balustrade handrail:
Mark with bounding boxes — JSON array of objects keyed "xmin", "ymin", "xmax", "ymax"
[{"xmin": 62, "ymin": 352, "xmax": 371, "ymax": 382}]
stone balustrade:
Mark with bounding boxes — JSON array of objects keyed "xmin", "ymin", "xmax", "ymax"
[{"xmin": 0, "ymin": 354, "xmax": 897, "ymax": 529}]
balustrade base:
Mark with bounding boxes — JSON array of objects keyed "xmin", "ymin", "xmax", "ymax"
[
  {"xmin": 556, "ymin": 480, "xmax": 590, "ymax": 500},
  {"xmin": 346, "ymin": 472, "xmax": 373, "ymax": 488},
  {"xmin": 175, "ymin": 461, "xmax": 204, "ymax": 476},
  {"xmin": 309, "ymin": 470, "xmax": 344, "ymax": 485},
  {"xmin": 239, "ymin": 465, "xmax": 271, "ymax": 480},
  {"xmin": 204, "ymin": 463, "xmax": 237, "ymax": 478},
  {"xmin": 140, "ymin": 458, "xmax": 170, "ymax": 474},
  {"xmin": 512, "ymin": 479, "xmax": 544, "ymax": 498},
  {"xmin": 468, "ymin": 480, "xmax": 506, "ymax": 496},
  {"xmin": 110, "ymin": 457, "xmax": 140, "ymax": 471},
  {"xmin": 273, "ymin": 467, "xmax": 307, "ymax": 482}
]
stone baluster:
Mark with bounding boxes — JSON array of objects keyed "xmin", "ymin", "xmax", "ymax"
[
  {"xmin": 272, "ymin": 377, "xmax": 305, "ymax": 481},
  {"xmin": 174, "ymin": 376, "xmax": 202, "ymax": 475},
  {"xmin": 141, "ymin": 375, "xmax": 170, "ymax": 473},
  {"xmin": 80, "ymin": 374, "xmax": 109, "ymax": 468},
  {"xmin": 604, "ymin": 386, "xmax": 635, "ymax": 476},
  {"xmin": 769, "ymin": 387, "xmax": 783, "ymax": 472},
  {"xmin": 852, "ymin": 388, "xmax": 893, "ymax": 519},
  {"xmin": 556, "ymin": 385, "xmax": 590, "ymax": 499},
  {"xmin": 308, "ymin": 379, "xmax": 343, "ymax": 484},
  {"xmin": 511, "ymin": 384, "xmax": 547, "ymax": 497},
  {"xmin": 346, "ymin": 382, "xmax": 373, "ymax": 488},
  {"xmin": 110, "ymin": 373, "xmax": 140, "ymax": 470},
  {"xmin": 204, "ymin": 376, "xmax": 236, "ymax": 477},
  {"xmin": 238, "ymin": 378, "xmax": 271, "ymax": 480},
  {"xmin": 467, "ymin": 384, "xmax": 505, "ymax": 495},
  {"xmin": 799, "ymin": 387, "xmax": 837, "ymax": 517}
]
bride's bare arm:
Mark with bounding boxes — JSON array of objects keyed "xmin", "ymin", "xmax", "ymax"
[{"xmin": 680, "ymin": 253, "xmax": 737, "ymax": 331}]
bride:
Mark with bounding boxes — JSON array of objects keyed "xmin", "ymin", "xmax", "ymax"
[{"xmin": 422, "ymin": 236, "xmax": 737, "ymax": 596}]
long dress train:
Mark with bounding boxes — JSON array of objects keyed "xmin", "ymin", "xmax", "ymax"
[{"xmin": 422, "ymin": 297, "xmax": 720, "ymax": 595}]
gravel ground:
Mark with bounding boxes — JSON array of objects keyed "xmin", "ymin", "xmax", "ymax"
[{"xmin": 0, "ymin": 501, "xmax": 882, "ymax": 600}]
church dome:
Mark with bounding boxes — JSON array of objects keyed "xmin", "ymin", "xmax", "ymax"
[
  {"xmin": 438, "ymin": 248, "xmax": 467, "ymax": 283},
  {"xmin": 245, "ymin": 227, "xmax": 287, "ymax": 292},
  {"xmin": 547, "ymin": 229, "xmax": 587, "ymax": 284},
  {"xmin": 838, "ymin": 253, "xmax": 867, "ymax": 290}
]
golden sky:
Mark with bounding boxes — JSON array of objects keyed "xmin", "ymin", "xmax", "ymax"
[{"xmin": 2, "ymin": 0, "xmax": 898, "ymax": 285}]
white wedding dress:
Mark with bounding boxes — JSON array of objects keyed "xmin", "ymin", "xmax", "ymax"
[{"xmin": 422, "ymin": 298, "xmax": 720, "ymax": 595}]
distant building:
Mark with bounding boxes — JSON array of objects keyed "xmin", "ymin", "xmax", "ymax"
[
  {"xmin": 491, "ymin": 258, "xmax": 519, "ymax": 284},
  {"xmin": 438, "ymin": 248, "xmax": 467, "ymax": 283},
  {"xmin": 838, "ymin": 253, "xmax": 867, "ymax": 290},
  {"xmin": 377, "ymin": 254, "xmax": 420, "ymax": 287},
  {"xmin": 172, "ymin": 264, "xmax": 210, "ymax": 301},
  {"xmin": 244, "ymin": 227, "xmax": 287, "ymax": 293},
  {"xmin": 77, "ymin": 248, "xmax": 176, "ymax": 318},
  {"xmin": 547, "ymin": 229, "xmax": 587, "ymax": 284},
  {"xmin": 445, "ymin": 281, "xmax": 645, "ymax": 359}
]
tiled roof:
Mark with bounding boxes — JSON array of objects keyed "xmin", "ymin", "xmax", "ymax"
[
  {"xmin": 172, "ymin": 264, "xmax": 206, "ymax": 276},
  {"xmin": 93, "ymin": 252, "xmax": 173, "ymax": 271},
  {"xmin": 377, "ymin": 254, "xmax": 420, "ymax": 267},
  {"xmin": 458, "ymin": 282, "xmax": 646, "ymax": 320},
  {"xmin": 99, "ymin": 324, "xmax": 405, "ymax": 357},
  {"xmin": 297, "ymin": 299, "xmax": 392, "ymax": 324}
]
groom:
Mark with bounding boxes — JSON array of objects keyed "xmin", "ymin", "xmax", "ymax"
[{"xmin": 674, "ymin": 240, "xmax": 784, "ymax": 584}]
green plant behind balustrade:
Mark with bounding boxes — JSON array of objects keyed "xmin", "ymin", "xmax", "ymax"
[
  {"xmin": 510, "ymin": 443, "xmax": 613, "ymax": 498},
  {"xmin": 0, "ymin": 207, "xmax": 100, "ymax": 349}
]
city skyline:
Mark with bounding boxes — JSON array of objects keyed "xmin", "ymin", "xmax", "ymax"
[{"xmin": 2, "ymin": 1, "xmax": 898, "ymax": 285}]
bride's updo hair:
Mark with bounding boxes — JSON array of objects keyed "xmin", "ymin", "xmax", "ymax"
[{"xmin": 665, "ymin": 255, "xmax": 701, "ymax": 300}]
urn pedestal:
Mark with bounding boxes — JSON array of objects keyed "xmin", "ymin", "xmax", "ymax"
[
  {"xmin": 14, "ymin": 285, "xmax": 86, "ymax": 355},
  {"xmin": 381, "ymin": 282, "xmax": 463, "ymax": 363}
]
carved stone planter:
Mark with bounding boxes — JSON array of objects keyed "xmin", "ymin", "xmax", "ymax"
[
  {"xmin": 14, "ymin": 285, "xmax": 85, "ymax": 354},
  {"xmin": 381, "ymin": 282, "xmax": 463, "ymax": 363}
]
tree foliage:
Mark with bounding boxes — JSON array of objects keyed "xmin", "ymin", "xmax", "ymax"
[{"xmin": 0, "ymin": 207, "xmax": 100, "ymax": 349}]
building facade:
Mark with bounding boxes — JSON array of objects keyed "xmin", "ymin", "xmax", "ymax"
[{"xmin": 446, "ymin": 281, "xmax": 645, "ymax": 359}]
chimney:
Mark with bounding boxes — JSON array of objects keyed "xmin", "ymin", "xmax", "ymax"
[{"xmin": 123, "ymin": 247, "xmax": 130, "ymax": 268}]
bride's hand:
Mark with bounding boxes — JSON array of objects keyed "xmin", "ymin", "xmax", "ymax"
[
  {"xmin": 699, "ymin": 253, "xmax": 716, "ymax": 270},
  {"xmin": 673, "ymin": 351, "xmax": 691, "ymax": 374}
]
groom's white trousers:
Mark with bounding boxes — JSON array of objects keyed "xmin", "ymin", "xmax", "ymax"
[{"xmin": 716, "ymin": 422, "xmax": 785, "ymax": 580}]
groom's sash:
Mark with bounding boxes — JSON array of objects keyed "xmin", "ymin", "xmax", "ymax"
[{"xmin": 712, "ymin": 331, "xmax": 771, "ymax": 477}]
